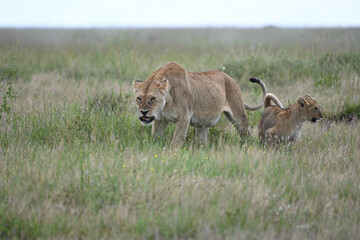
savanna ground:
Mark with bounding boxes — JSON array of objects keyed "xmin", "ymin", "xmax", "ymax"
[{"xmin": 0, "ymin": 28, "xmax": 360, "ymax": 239}]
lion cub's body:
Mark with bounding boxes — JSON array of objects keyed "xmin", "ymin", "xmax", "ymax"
[
  {"xmin": 258, "ymin": 93, "xmax": 323, "ymax": 145},
  {"xmin": 133, "ymin": 62, "xmax": 266, "ymax": 147}
]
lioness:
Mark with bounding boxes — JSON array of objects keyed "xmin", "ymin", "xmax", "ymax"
[
  {"xmin": 258, "ymin": 93, "xmax": 323, "ymax": 145},
  {"xmin": 133, "ymin": 62, "xmax": 267, "ymax": 148}
]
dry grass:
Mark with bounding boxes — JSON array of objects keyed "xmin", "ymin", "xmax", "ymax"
[{"xmin": 0, "ymin": 28, "xmax": 359, "ymax": 239}]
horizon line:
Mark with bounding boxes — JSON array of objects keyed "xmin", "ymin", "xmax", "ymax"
[{"xmin": 1, "ymin": 24, "xmax": 360, "ymax": 29}]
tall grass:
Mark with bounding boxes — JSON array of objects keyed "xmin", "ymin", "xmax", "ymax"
[{"xmin": 0, "ymin": 28, "xmax": 360, "ymax": 239}]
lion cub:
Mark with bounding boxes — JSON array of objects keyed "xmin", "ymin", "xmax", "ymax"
[{"xmin": 258, "ymin": 93, "xmax": 323, "ymax": 145}]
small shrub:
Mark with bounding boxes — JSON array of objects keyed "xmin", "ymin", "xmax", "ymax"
[
  {"xmin": 0, "ymin": 82, "xmax": 16, "ymax": 119},
  {"xmin": 84, "ymin": 91, "xmax": 132, "ymax": 113},
  {"xmin": 327, "ymin": 101, "xmax": 360, "ymax": 122},
  {"xmin": 71, "ymin": 91, "xmax": 134, "ymax": 141}
]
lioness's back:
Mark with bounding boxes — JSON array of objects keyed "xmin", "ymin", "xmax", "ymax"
[{"xmin": 188, "ymin": 70, "xmax": 227, "ymax": 84}]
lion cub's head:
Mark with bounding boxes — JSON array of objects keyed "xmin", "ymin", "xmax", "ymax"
[
  {"xmin": 298, "ymin": 95, "xmax": 323, "ymax": 123},
  {"xmin": 132, "ymin": 78, "xmax": 169, "ymax": 126}
]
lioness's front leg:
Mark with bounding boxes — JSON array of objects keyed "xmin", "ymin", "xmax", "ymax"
[
  {"xmin": 170, "ymin": 118, "xmax": 190, "ymax": 148},
  {"xmin": 152, "ymin": 119, "xmax": 169, "ymax": 139}
]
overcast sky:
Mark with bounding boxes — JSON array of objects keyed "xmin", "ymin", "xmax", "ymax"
[{"xmin": 1, "ymin": 0, "xmax": 359, "ymax": 28}]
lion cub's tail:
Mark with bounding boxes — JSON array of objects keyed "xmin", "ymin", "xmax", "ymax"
[
  {"xmin": 244, "ymin": 77, "xmax": 267, "ymax": 111},
  {"xmin": 264, "ymin": 93, "xmax": 284, "ymax": 109}
]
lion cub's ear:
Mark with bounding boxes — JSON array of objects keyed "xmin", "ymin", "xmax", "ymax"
[
  {"xmin": 297, "ymin": 97, "xmax": 309, "ymax": 107},
  {"xmin": 132, "ymin": 79, "xmax": 143, "ymax": 90},
  {"xmin": 155, "ymin": 79, "xmax": 169, "ymax": 89}
]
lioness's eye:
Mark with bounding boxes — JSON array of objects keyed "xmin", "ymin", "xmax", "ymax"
[
  {"xmin": 150, "ymin": 97, "xmax": 156, "ymax": 102},
  {"xmin": 137, "ymin": 97, "xmax": 141, "ymax": 102},
  {"xmin": 315, "ymin": 107, "xmax": 318, "ymax": 111}
]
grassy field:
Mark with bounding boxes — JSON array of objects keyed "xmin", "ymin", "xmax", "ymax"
[{"xmin": 0, "ymin": 28, "xmax": 360, "ymax": 239}]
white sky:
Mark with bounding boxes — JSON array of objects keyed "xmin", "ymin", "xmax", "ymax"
[{"xmin": 1, "ymin": 0, "xmax": 359, "ymax": 28}]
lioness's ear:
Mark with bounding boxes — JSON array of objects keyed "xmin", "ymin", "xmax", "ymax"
[
  {"xmin": 132, "ymin": 79, "xmax": 143, "ymax": 90},
  {"xmin": 155, "ymin": 79, "xmax": 168, "ymax": 89},
  {"xmin": 297, "ymin": 97, "xmax": 308, "ymax": 107}
]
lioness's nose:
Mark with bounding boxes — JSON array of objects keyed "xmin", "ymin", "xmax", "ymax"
[{"xmin": 140, "ymin": 110, "xmax": 149, "ymax": 115}]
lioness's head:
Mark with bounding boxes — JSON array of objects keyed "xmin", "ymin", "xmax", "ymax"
[
  {"xmin": 132, "ymin": 78, "xmax": 169, "ymax": 126},
  {"xmin": 298, "ymin": 95, "xmax": 323, "ymax": 123}
]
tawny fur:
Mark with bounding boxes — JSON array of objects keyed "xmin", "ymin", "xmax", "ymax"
[
  {"xmin": 132, "ymin": 62, "xmax": 267, "ymax": 148},
  {"xmin": 264, "ymin": 93, "xmax": 284, "ymax": 108},
  {"xmin": 258, "ymin": 93, "xmax": 323, "ymax": 145}
]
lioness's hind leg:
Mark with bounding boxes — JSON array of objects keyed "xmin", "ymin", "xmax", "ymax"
[
  {"xmin": 224, "ymin": 110, "xmax": 249, "ymax": 137},
  {"xmin": 195, "ymin": 127, "xmax": 209, "ymax": 146}
]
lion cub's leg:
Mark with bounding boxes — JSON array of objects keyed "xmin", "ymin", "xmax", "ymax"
[
  {"xmin": 265, "ymin": 128, "xmax": 280, "ymax": 145},
  {"xmin": 195, "ymin": 127, "xmax": 209, "ymax": 146},
  {"xmin": 224, "ymin": 110, "xmax": 250, "ymax": 137},
  {"xmin": 152, "ymin": 119, "xmax": 169, "ymax": 139}
]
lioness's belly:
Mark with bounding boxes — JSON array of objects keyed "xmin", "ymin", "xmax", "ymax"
[
  {"xmin": 190, "ymin": 115, "xmax": 221, "ymax": 128},
  {"xmin": 159, "ymin": 110, "xmax": 221, "ymax": 128}
]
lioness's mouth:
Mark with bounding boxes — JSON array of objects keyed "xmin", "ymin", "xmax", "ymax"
[{"xmin": 139, "ymin": 115, "xmax": 155, "ymax": 124}]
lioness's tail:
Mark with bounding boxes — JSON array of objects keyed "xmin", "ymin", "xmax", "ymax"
[
  {"xmin": 244, "ymin": 77, "xmax": 267, "ymax": 111},
  {"xmin": 264, "ymin": 93, "xmax": 284, "ymax": 108}
]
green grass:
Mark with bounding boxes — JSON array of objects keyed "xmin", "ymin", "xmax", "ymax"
[{"xmin": 0, "ymin": 28, "xmax": 360, "ymax": 239}]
